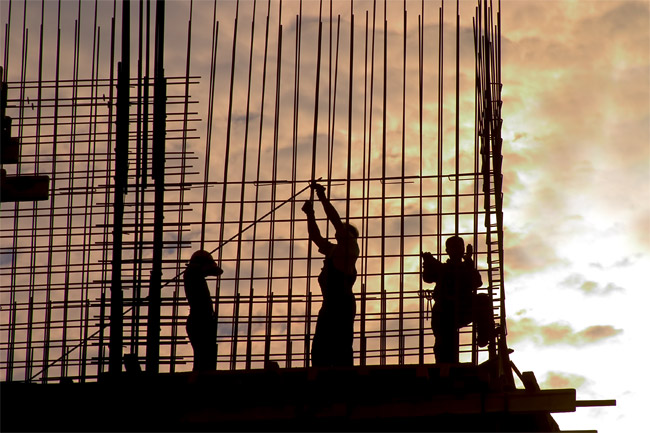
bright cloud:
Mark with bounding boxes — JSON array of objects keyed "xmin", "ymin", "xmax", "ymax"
[{"xmin": 507, "ymin": 316, "xmax": 623, "ymax": 346}]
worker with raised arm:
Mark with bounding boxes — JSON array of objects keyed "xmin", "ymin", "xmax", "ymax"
[{"xmin": 302, "ymin": 181, "xmax": 359, "ymax": 367}]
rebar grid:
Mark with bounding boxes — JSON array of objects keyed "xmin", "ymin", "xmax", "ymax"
[{"xmin": 1, "ymin": 0, "xmax": 505, "ymax": 383}]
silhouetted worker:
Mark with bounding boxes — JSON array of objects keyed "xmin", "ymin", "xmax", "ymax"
[
  {"xmin": 421, "ymin": 236, "xmax": 486, "ymax": 363},
  {"xmin": 183, "ymin": 249, "xmax": 223, "ymax": 371},
  {"xmin": 302, "ymin": 181, "xmax": 359, "ymax": 367}
]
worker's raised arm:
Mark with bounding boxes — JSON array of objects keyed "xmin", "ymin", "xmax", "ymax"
[
  {"xmin": 421, "ymin": 251, "xmax": 442, "ymax": 284},
  {"xmin": 302, "ymin": 199, "xmax": 328, "ymax": 251},
  {"xmin": 311, "ymin": 182, "xmax": 345, "ymax": 234}
]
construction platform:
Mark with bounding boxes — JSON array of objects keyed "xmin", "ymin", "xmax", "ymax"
[{"xmin": 1, "ymin": 363, "xmax": 574, "ymax": 432}]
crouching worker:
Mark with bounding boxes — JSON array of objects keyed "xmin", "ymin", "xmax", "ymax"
[
  {"xmin": 421, "ymin": 236, "xmax": 495, "ymax": 363},
  {"xmin": 183, "ymin": 250, "xmax": 223, "ymax": 371},
  {"xmin": 302, "ymin": 181, "xmax": 359, "ymax": 367}
]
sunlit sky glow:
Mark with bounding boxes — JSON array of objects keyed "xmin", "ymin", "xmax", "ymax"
[{"xmin": 499, "ymin": 2, "xmax": 649, "ymax": 431}]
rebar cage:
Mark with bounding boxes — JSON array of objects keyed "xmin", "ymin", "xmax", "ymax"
[{"xmin": 1, "ymin": 0, "xmax": 505, "ymax": 383}]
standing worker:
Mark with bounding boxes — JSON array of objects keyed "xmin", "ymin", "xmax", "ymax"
[
  {"xmin": 183, "ymin": 249, "xmax": 223, "ymax": 371},
  {"xmin": 421, "ymin": 236, "xmax": 483, "ymax": 363},
  {"xmin": 302, "ymin": 181, "xmax": 359, "ymax": 367}
]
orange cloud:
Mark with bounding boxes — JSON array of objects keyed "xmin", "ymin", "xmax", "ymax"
[
  {"xmin": 540, "ymin": 371, "xmax": 588, "ymax": 390},
  {"xmin": 578, "ymin": 325, "xmax": 621, "ymax": 343},
  {"xmin": 504, "ymin": 230, "xmax": 567, "ymax": 277},
  {"xmin": 507, "ymin": 317, "xmax": 622, "ymax": 347}
]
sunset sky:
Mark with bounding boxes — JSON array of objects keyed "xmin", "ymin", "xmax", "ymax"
[
  {"xmin": 497, "ymin": 2, "xmax": 648, "ymax": 431},
  {"xmin": 2, "ymin": 1, "xmax": 648, "ymax": 431}
]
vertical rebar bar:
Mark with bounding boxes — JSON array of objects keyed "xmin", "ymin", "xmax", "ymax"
[
  {"xmin": 110, "ymin": 0, "xmax": 130, "ymax": 374},
  {"xmin": 7, "ymin": 0, "xmax": 28, "ymax": 381},
  {"xmin": 379, "ymin": 0, "xmax": 387, "ymax": 365},
  {"xmin": 146, "ymin": 0, "xmax": 164, "ymax": 373},
  {"xmin": 2, "ymin": 0, "xmax": 14, "ymax": 384},
  {"xmin": 2, "ymin": 0, "xmax": 11, "ymax": 80},
  {"xmin": 418, "ymin": 9, "xmax": 425, "ymax": 365},
  {"xmin": 132, "ymin": 0, "xmax": 145, "ymax": 358},
  {"xmin": 286, "ymin": 6, "xmax": 300, "ymax": 369},
  {"xmin": 143, "ymin": 0, "xmax": 150, "ymax": 188},
  {"xmin": 345, "ymin": 4, "xmax": 353, "ymax": 220},
  {"xmin": 359, "ymin": 6, "xmax": 370, "ymax": 367},
  {"xmin": 231, "ymin": 0, "xmax": 257, "ymax": 371},
  {"xmin": 308, "ymin": 1, "xmax": 324, "ymax": 368},
  {"xmin": 472, "ymin": 12, "xmax": 480, "ymax": 365},
  {"xmin": 437, "ymin": 3, "xmax": 443, "ymax": 261},
  {"xmin": 265, "ymin": 7, "xmax": 283, "ymax": 365},
  {"xmin": 264, "ymin": 291, "xmax": 274, "ymax": 364},
  {"xmin": 304, "ymin": 290, "xmax": 312, "ymax": 365},
  {"xmin": 41, "ymin": 1, "xmax": 63, "ymax": 381},
  {"xmin": 201, "ymin": 0, "xmax": 219, "ymax": 250},
  {"xmin": 25, "ymin": 0, "xmax": 45, "ymax": 382},
  {"xmin": 249, "ymin": 0, "xmax": 271, "ymax": 368},
  {"xmin": 62, "ymin": 3, "xmax": 82, "ymax": 378},
  {"xmin": 245, "ymin": 288, "xmax": 254, "ymax": 369},
  {"xmin": 326, "ymin": 15, "xmax": 340, "ymax": 198},
  {"xmin": 398, "ymin": 0, "xmax": 407, "ymax": 365},
  {"xmin": 216, "ymin": 0, "xmax": 240, "ymax": 271},
  {"xmin": 99, "ymin": 1, "xmax": 118, "ymax": 377},
  {"xmin": 80, "ymin": 0, "xmax": 100, "ymax": 380},
  {"xmin": 171, "ymin": 0, "xmax": 195, "ymax": 373},
  {"xmin": 455, "ymin": 0, "xmax": 460, "ymax": 236},
  {"xmin": 81, "ymin": 299, "xmax": 90, "ymax": 380}
]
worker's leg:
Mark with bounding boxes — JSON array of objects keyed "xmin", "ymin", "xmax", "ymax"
[
  {"xmin": 432, "ymin": 305, "xmax": 459, "ymax": 363},
  {"xmin": 474, "ymin": 294, "xmax": 495, "ymax": 348},
  {"xmin": 187, "ymin": 315, "xmax": 217, "ymax": 371},
  {"xmin": 312, "ymin": 306, "xmax": 333, "ymax": 367},
  {"xmin": 329, "ymin": 296, "xmax": 356, "ymax": 367}
]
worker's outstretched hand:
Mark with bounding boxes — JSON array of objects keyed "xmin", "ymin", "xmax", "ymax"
[
  {"xmin": 464, "ymin": 244, "xmax": 474, "ymax": 264},
  {"xmin": 421, "ymin": 251, "xmax": 437, "ymax": 265},
  {"xmin": 301, "ymin": 200, "xmax": 314, "ymax": 215},
  {"xmin": 310, "ymin": 181, "xmax": 326, "ymax": 197}
]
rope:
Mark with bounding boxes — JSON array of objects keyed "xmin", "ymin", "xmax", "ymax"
[{"xmin": 28, "ymin": 180, "xmax": 316, "ymax": 382}]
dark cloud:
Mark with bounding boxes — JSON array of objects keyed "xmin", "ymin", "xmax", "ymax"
[
  {"xmin": 0, "ymin": 249, "xmax": 14, "ymax": 267},
  {"xmin": 507, "ymin": 317, "xmax": 622, "ymax": 347}
]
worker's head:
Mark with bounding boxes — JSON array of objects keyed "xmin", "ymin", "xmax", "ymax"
[
  {"xmin": 445, "ymin": 236, "xmax": 465, "ymax": 261},
  {"xmin": 188, "ymin": 250, "xmax": 223, "ymax": 277},
  {"xmin": 336, "ymin": 223, "xmax": 359, "ymax": 243}
]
